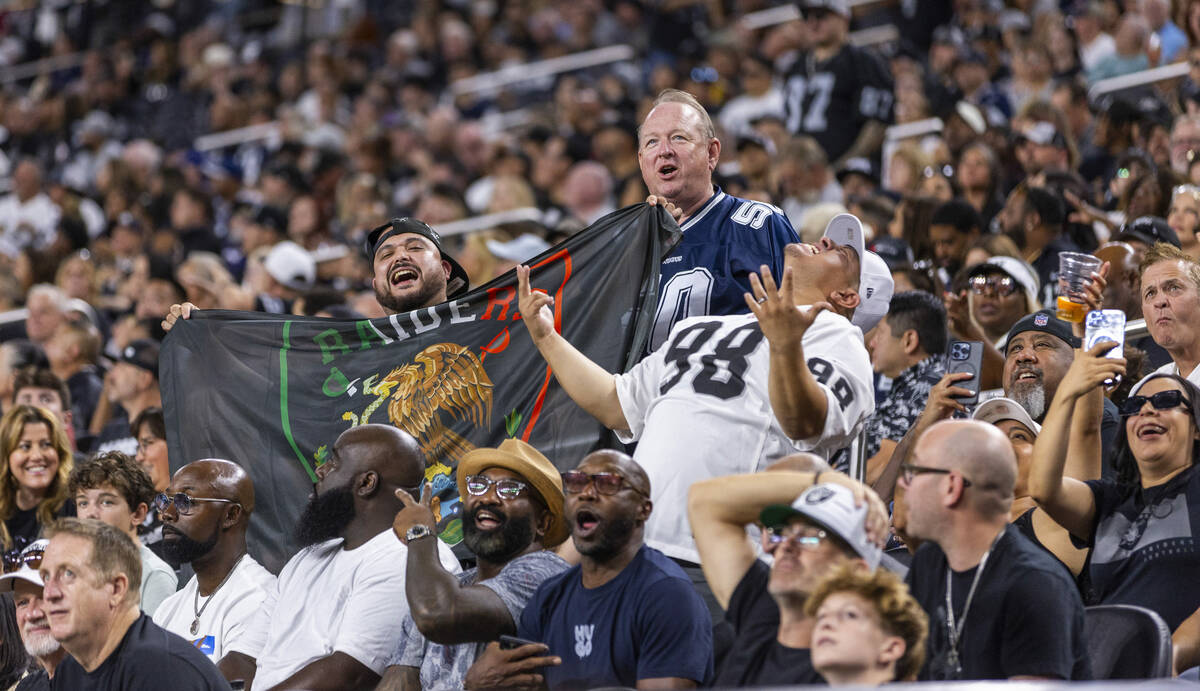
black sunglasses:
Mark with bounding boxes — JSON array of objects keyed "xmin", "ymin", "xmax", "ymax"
[
  {"xmin": 1119, "ymin": 389, "xmax": 1192, "ymax": 416},
  {"xmin": 2, "ymin": 545, "xmax": 42, "ymax": 574}
]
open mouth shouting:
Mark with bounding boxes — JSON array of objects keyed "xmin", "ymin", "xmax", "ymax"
[
  {"xmin": 574, "ymin": 507, "xmax": 601, "ymax": 539},
  {"xmin": 472, "ymin": 507, "xmax": 506, "ymax": 532},
  {"xmin": 389, "ymin": 263, "xmax": 420, "ymax": 289},
  {"xmin": 656, "ymin": 162, "xmax": 679, "ymax": 180}
]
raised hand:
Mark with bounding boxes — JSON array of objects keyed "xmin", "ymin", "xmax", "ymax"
[
  {"xmin": 1057, "ymin": 341, "xmax": 1126, "ymax": 401},
  {"xmin": 161, "ymin": 302, "xmax": 198, "ymax": 333},
  {"xmin": 392, "ymin": 481, "xmax": 438, "ymax": 544},
  {"xmin": 646, "ymin": 194, "xmax": 683, "ymax": 223},
  {"xmin": 1073, "ymin": 261, "xmax": 1110, "ymax": 340},
  {"xmin": 745, "ymin": 264, "xmax": 830, "ymax": 347},
  {"xmin": 516, "ymin": 265, "xmax": 556, "ymax": 343},
  {"xmin": 922, "ymin": 372, "xmax": 976, "ymax": 421}
]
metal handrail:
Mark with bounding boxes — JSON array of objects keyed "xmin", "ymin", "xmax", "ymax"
[
  {"xmin": 449, "ymin": 45, "xmax": 635, "ymax": 97},
  {"xmin": 1088, "ymin": 61, "xmax": 1189, "ymax": 99}
]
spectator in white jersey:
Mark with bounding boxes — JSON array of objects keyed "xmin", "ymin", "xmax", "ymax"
[
  {"xmin": 151, "ymin": 459, "xmax": 275, "ymax": 685},
  {"xmin": 516, "ymin": 212, "xmax": 890, "ymax": 614}
]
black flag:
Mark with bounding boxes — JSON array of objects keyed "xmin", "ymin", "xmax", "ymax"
[{"xmin": 161, "ymin": 204, "xmax": 678, "ymax": 570}]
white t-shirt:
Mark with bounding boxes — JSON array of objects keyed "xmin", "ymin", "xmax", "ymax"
[
  {"xmin": 236, "ymin": 529, "xmax": 460, "ymax": 688},
  {"xmin": 0, "ymin": 192, "xmax": 60, "ymax": 257},
  {"xmin": 1154, "ymin": 360, "xmax": 1200, "ymax": 388},
  {"xmin": 152, "ymin": 554, "xmax": 276, "ymax": 662},
  {"xmin": 614, "ymin": 310, "xmax": 874, "ymax": 563}
]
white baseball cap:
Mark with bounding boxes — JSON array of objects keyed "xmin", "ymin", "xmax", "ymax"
[
  {"xmin": 968, "ymin": 256, "xmax": 1040, "ymax": 310},
  {"xmin": 263, "ymin": 241, "xmax": 316, "ymax": 292},
  {"xmin": 759, "ymin": 483, "xmax": 882, "ymax": 570},
  {"xmin": 0, "ymin": 539, "xmax": 46, "ymax": 592},
  {"xmin": 822, "ymin": 213, "xmax": 894, "ymax": 333},
  {"xmin": 972, "ymin": 396, "xmax": 1041, "ymax": 435}
]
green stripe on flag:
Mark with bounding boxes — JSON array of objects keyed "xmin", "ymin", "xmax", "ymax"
[{"xmin": 280, "ymin": 321, "xmax": 318, "ymax": 483}]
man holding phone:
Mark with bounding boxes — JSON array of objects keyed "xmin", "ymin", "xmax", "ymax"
[{"xmin": 378, "ymin": 439, "xmax": 570, "ymax": 691}]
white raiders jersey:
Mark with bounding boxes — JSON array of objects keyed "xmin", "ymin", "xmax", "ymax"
[{"xmin": 613, "ymin": 309, "xmax": 874, "ymax": 563}]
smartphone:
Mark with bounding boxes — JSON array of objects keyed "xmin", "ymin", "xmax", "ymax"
[
  {"xmin": 499, "ymin": 635, "xmax": 541, "ymax": 650},
  {"xmin": 947, "ymin": 340, "xmax": 984, "ymax": 406},
  {"xmin": 1085, "ymin": 309, "xmax": 1126, "ymax": 386}
]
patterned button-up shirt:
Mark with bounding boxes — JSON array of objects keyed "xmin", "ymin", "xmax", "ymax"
[{"xmin": 863, "ymin": 355, "xmax": 946, "ymax": 459}]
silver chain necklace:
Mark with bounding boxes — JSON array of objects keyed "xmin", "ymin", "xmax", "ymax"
[
  {"xmin": 943, "ymin": 530, "xmax": 1004, "ymax": 676},
  {"xmin": 191, "ymin": 554, "xmax": 245, "ymax": 636}
]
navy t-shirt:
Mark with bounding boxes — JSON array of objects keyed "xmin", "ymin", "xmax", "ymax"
[
  {"xmin": 649, "ymin": 187, "xmax": 799, "ymax": 352},
  {"xmin": 52, "ymin": 614, "xmax": 230, "ymax": 690},
  {"xmin": 1085, "ymin": 464, "xmax": 1200, "ymax": 629},
  {"xmin": 517, "ymin": 544, "xmax": 713, "ymax": 689},
  {"xmin": 907, "ymin": 525, "xmax": 1091, "ymax": 681},
  {"xmin": 713, "ymin": 559, "xmax": 823, "ymax": 687}
]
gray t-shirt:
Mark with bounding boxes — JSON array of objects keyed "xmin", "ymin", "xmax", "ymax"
[
  {"xmin": 140, "ymin": 542, "xmax": 179, "ymax": 616},
  {"xmin": 392, "ymin": 550, "xmax": 569, "ymax": 690}
]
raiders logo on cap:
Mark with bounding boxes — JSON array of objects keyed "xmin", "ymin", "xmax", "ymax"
[
  {"xmin": 804, "ymin": 486, "xmax": 836, "ymax": 504},
  {"xmin": 1034, "ymin": 313, "xmax": 1048, "ymax": 326}
]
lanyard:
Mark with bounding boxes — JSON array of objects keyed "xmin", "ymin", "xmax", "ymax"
[{"xmin": 943, "ymin": 529, "xmax": 1005, "ymax": 676}]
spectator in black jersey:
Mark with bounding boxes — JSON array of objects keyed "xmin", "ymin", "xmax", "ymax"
[
  {"xmin": 902, "ymin": 419, "xmax": 1090, "ymax": 680},
  {"xmin": 971, "ymin": 398, "xmax": 1088, "ymax": 576},
  {"xmin": 688, "ymin": 469, "xmax": 887, "ymax": 686},
  {"xmin": 805, "ymin": 562, "xmax": 928, "ymax": 686},
  {"xmin": 784, "ymin": 0, "xmax": 894, "ymax": 166},
  {"xmin": 40, "ymin": 518, "xmax": 230, "ymax": 690},
  {"xmin": 1030, "ymin": 358, "xmax": 1200, "ymax": 675}
]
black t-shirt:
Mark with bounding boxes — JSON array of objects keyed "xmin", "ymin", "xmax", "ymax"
[
  {"xmin": 1084, "ymin": 465, "xmax": 1200, "ymax": 629},
  {"xmin": 5, "ymin": 500, "xmax": 74, "ymax": 548},
  {"xmin": 781, "ymin": 44, "xmax": 894, "ymax": 162},
  {"xmin": 713, "ymin": 560, "xmax": 824, "ymax": 687},
  {"xmin": 1100, "ymin": 397, "xmax": 1119, "ymax": 480},
  {"xmin": 51, "ymin": 614, "xmax": 231, "ymax": 691},
  {"xmin": 14, "ymin": 669, "xmax": 50, "ymax": 691},
  {"xmin": 1031, "ymin": 236, "xmax": 1083, "ymax": 309},
  {"xmin": 907, "ymin": 525, "xmax": 1091, "ymax": 681}
]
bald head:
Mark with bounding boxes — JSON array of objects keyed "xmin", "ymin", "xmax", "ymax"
[
  {"xmin": 919, "ymin": 420, "xmax": 1016, "ymax": 517},
  {"xmin": 333, "ymin": 424, "xmax": 425, "ymax": 490},
  {"xmin": 180, "ymin": 459, "xmax": 255, "ymax": 516},
  {"xmin": 577, "ymin": 449, "xmax": 650, "ymax": 497},
  {"xmin": 1095, "ymin": 242, "xmax": 1141, "ymax": 315}
]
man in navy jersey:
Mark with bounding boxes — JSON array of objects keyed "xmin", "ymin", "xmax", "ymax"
[
  {"xmin": 640, "ymin": 89, "xmax": 801, "ymax": 351},
  {"xmin": 782, "ymin": 0, "xmax": 894, "ymax": 165}
]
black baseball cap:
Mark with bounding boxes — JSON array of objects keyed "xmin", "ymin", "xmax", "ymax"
[
  {"xmin": 868, "ymin": 236, "xmax": 914, "ymax": 270},
  {"xmin": 120, "ymin": 339, "xmax": 160, "ymax": 380},
  {"xmin": 1004, "ymin": 310, "xmax": 1080, "ymax": 353},
  {"xmin": 252, "ymin": 205, "xmax": 288, "ymax": 235},
  {"xmin": 365, "ymin": 218, "xmax": 470, "ymax": 299},
  {"xmin": 1116, "ymin": 215, "xmax": 1181, "ymax": 249}
]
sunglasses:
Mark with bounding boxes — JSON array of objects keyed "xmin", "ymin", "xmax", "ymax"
[
  {"xmin": 765, "ymin": 526, "xmax": 831, "ymax": 550},
  {"xmin": 153, "ymin": 492, "xmax": 240, "ymax": 516},
  {"xmin": 1119, "ymin": 389, "xmax": 1192, "ymax": 416},
  {"xmin": 969, "ymin": 274, "xmax": 1018, "ymax": 297},
  {"xmin": 899, "ymin": 463, "xmax": 973, "ymax": 486},
  {"xmin": 2, "ymin": 545, "xmax": 42, "ymax": 574},
  {"xmin": 561, "ymin": 471, "xmax": 647, "ymax": 496},
  {"xmin": 464, "ymin": 475, "xmax": 528, "ymax": 500}
]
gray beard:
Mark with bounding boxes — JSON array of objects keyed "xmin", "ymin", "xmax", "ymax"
[
  {"xmin": 24, "ymin": 629, "xmax": 59, "ymax": 658},
  {"xmin": 1010, "ymin": 385, "xmax": 1046, "ymax": 421}
]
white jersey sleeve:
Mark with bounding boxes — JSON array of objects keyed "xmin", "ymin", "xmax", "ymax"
[
  {"xmin": 613, "ymin": 347, "xmax": 669, "ymax": 444},
  {"xmin": 789, "ymin": 311, "xmax": 875, "ymax": 452}
]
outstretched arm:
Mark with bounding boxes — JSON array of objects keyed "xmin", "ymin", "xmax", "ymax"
[
  {"xmin": 517, "ymin": 265, "xmax": 628, "ymax": 431},
  {"xmin": 746, "ymin": 266, "xmax": 830, "ymax": 441}
]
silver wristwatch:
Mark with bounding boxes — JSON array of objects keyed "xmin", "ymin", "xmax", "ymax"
[{"xmin": 405, "ymin": 524, "xmax": 433, "ymax": 542}]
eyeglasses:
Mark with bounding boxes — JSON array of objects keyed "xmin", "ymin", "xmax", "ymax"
[
  {"xmin": 1119, "ymin": 389, "xmax": 1192, "ymax": 416},
  {"xmin": 561, "ymin": 471, "xmax": 647, "ymax": 496},
  {"xmin": 765, "ymin": 526, "xmax": 831, "ymax": 549},
  {"xmin": 2, "ymin": 545, "xmax": 42, "ymax": 574},
  {"xmin": 153, "ymin": 492, "xmax": 240, "ymax": 516},
  {"xmin": 899, "ymin": 463, "xmax": 973, "ymax": 486},
  {"xmin": 464, "ymin": 475, "xmax": 528, "ymax": 500},
  {"xmin": 969, "ymin": 274, "xmax": 1018, "ymax": 297}
]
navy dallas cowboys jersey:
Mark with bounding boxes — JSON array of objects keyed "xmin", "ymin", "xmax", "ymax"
[{"xmin": 649, "ymin": 188, "xmax": 800, "ymax": 351}]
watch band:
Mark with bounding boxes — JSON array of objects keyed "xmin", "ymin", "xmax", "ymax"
[{"xmin": 405, "ymin": 524, "xmax": 433, "ymax": 542}]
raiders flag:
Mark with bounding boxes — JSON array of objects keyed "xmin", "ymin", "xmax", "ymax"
[{"xmin": 161, "ymin": 204, "xmax": 679, "ymax": 571}]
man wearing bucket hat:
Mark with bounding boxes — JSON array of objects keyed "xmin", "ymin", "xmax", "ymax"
[
  {"xmin": 0, "ymin": 539, "xmax": 66, "ymax": 688},
  {"xmin": 900, "ymin": 419, "xmax": 1089, "ymax": 680},
  {"xmin": 163, "ymin": 216, "xmax": 469, "ymax": 328},
  {"xmin": 516, "ymin": 213, "xmax": 889, "ymax": 581},
  {"xmin": 689, "ymin": 470, "xmax": 888, "ymax": 686},
  {"xmin": 379, "ymin": 438, "xmax": 570, "ymax": 691}
]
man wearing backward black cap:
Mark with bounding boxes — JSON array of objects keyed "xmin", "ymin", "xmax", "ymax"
[
  {"xmin": 164, "ymin": 217, "xmax": 470, "ymax": 329},
  {"xmin": 365, "ymin": 217, "xmax": 470, "ymax": 315}
]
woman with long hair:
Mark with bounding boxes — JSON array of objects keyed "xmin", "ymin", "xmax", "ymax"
[{"xmin": 0, "ymin": 406, "xmax": 73, "ymax": 550}]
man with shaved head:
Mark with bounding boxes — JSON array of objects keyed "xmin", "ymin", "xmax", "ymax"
[
  {"xmin": 900, "ymin": 420, "xmax": 1089, "ymax": 681},
  {"xmin": 151, "ymin": 458, "xmax": 276, "ymax": 683},
  {"xmin": 465, "ymin": 451, "xmax": 713, "ymax": 689},
  {"xmin": 228, "ymin": 424, "xmax": 461, "ymax": 690}
]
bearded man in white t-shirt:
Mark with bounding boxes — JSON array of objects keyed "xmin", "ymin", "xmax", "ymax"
[
  {"xmin": 515, "ymin": 214, "xmax": 890, "ymax": 572},
  {"xmin": 151, "ymin": 459, "xmax": 275, "ymax": 684},
  {"xmin": 226, "ymin": 424, "xmax": 460, "ymax": 690}
]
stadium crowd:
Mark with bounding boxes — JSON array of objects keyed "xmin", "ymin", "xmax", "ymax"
[{"xmin": 0, "ymin": 0, "xmax": 1199, "ymax": 687}]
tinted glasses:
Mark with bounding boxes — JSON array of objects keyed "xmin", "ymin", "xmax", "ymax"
[
  {"xmin": 153, "ymin": 492, "xmax": 240, "ymax": 516},
  {"xmin": 1119, "ymin": 389, "xmax": 1192, "ymax": 416},
  {"xmin": 464, "ymin": 475, "xmax": 528, "ymax": 500},
  {"xmin": 969, "ymin": 274, "xmax": 1018, "ymax": 297},
  {"xmin": 2, "ymin": 544, "xmax": 42, "ymax": 574},
  {"xmin": 765, "ymin": 526, "xmax": 830, "ymax": 550},
  {"xmin": 561, "ymin": 471, "xmax": 647, "ymax": 496}
]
